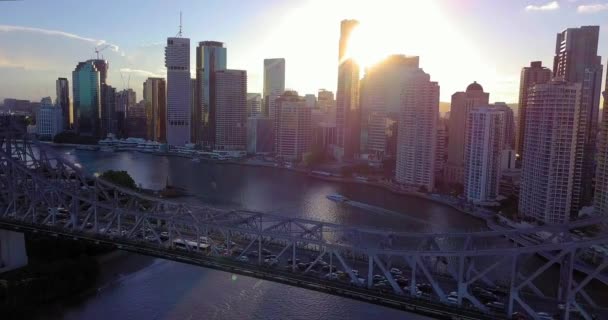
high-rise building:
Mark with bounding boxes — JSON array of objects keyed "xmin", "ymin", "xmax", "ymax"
[
  {"xmin": 214, "ymin": 70, "xmax": 247, "ymax": 151},
  {"xmin": 115, "ymin": 88, "xmax": 136, "ymax": 137},
  {"xmin": 35, "ymin": 97, "xmax": 63, "ymax": 140},
  {"xmin": 493, "ymin": 102, "xmax": 515, "ymax": 150},
  {"xmin": 463, "ymin": 105, "xmax": 507, "ymax": 203},
  {"xmin": 143, "ymin": 77, "xmax": 166, "ymax": 142},
  {"xmin": 247, "ymin": 93, "xmax": 262, "ymax": 118},
  {"xmin": 190, "ymin": 78, "xmax": 197, "ymax": 142},
  {"xmin": 360, "ymin": 55, "xmax": 420, "ymax": 159},
  {"xmin": 317, "ymin": 89, "xmax": 335, "ymax": 113},
  {"xmin": 445, "ymin": 82, "xmax": 490, "ymax": 185},
  {"xmin": 395, "ymin": 66, "xmax": 439, "ymax": 192},
  {"xmin": 165, "ymin": 37, "xmax": 191, "ymax": 146},
  {"xmin": 196, "ymin": 41, "xmax": 227, "ymax": 146},
  {"xmin": 101, "ymin": 84, "xmax": 116, "ymax": 138},
  {"xmin": 72, "ymin": 60, "xmax": 101, "ymax": 136},
  {"xmin": 594, "ymin": 63, "xmax": 608, "ymax": 215},
  {"xmin": 304, "ymin": 94, "xmax": 317, "ymax": 110},
  {"xmin": 553, "ymin": 25, "xmax": 603, "ymax": 210},
  {"xmin": 263, "ymin": 58, "xmax": 286, "ymax": 118},
  {"xmin": 335, "ymin": 19, "xmax": 360, "ymax": 161},
  {"xmin": 55, "ymin": 78, "xmax": 70, "ymax": 130},
  {"xmin": 435, "ymin": 118, "xmax": 447, "ymax": 182},
  {"xmin": 127, "ymin": 100, "xmax": 147, "ymax": 139},
  {"xmin": 247, "ymin": 116, "xmax": 274, "ymax": 154},
  {"xmin": 275, "ymin": 91, "xmax": 312, "ymax": 161},
  {"xmin": 516, "ymin": 61, "xmax": 552, "ymax": 158},
  {"xmin": 519, "ymin": 80, "xmax": 582, "ymax": 224}
]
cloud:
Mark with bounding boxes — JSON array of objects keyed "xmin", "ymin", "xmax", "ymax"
[
  {"xmin": 577, "ymin": 3, "xmax": 608, "ymax": 13},
  {"xmin": 525, "ymin": 1, "xmax": 560, "ymax": 11},
  {"xmin": 0, "ymin": 25, "xmax": 119, "ymax": 52},
  {"xmin": 119, "ymin": 68, "xmax": 163, "ymax": 78}
]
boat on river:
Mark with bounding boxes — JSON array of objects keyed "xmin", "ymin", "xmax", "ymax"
[{"xmin": 326, "ymin": 194, "xmax": 349, "ymax": 202}]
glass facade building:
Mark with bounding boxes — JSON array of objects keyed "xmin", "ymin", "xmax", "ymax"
[{"xmin": 72, "ymin": 60, "xmax": 101, "ymax": 137}]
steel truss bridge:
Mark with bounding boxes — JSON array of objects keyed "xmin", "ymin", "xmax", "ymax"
[{"xmin": 1, "ymin": 118, "xmax": 608, "ymax": 320}]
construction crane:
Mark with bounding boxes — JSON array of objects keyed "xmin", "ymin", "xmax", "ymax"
[{"xmin": 94, "ymin": 44, "xmax": 111, "ymax": 59}]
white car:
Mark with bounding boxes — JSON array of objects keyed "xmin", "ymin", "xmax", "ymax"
[{"xmin": 236, "ymin": 255, "xmax": 249, "ymax": 262}]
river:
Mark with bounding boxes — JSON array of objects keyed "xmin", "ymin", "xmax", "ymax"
[{"xmin": 41, "ymin": 147, "xmax": 487, "ymax": 320}]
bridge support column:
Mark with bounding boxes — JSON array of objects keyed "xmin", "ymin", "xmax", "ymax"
[{"xmin": 0, "ymin": 229, "xmax": 28, "ymax": 273}]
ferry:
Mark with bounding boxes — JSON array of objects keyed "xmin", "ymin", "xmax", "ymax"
[{"xmin": 326, "ymin": 194, "xmax": 349, "ymax": 202}]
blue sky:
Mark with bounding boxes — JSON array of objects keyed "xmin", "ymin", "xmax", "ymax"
[{"xmin": 0, "ymin": 0, "xmax": 607, "ymax": 104}]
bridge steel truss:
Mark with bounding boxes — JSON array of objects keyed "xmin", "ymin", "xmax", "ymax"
[{"xmin": 1, "ymin": 119, "xmax": 608, "ymax": 320}]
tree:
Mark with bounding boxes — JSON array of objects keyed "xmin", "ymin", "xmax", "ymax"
[{"xmin": 100, "ymin": 170, "xmax": 136, "ymax": 190}]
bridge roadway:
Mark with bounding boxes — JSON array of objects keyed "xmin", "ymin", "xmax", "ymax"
[{"xmin": 1, "ymin": 119, "xmax": 608, "ymax": 320}]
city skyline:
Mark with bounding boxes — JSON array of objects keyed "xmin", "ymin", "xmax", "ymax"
[{"xmin": 1, "ymin": 0, "xmax": 607, "ymax": 104}]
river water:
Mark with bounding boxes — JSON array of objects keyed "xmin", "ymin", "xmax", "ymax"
[{"xmin": 42, "ymin": 148, "xmax": 487, "ymax": 320}]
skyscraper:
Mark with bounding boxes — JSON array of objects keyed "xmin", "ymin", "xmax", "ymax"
[
  {"xmin": 360, "ymin": 55, "xmax": 420, "ymax": 159},
  {"xmin": 247, "ymin": 93, "xmax": 262, "ymax": 117},
  {"xmin": 493, "ymin": 102, "xmax": 516, "ymax": 150},
  {"xmin": 553, "ymin": 25, "xmax": 603, "ymax": 210},
  {"xmin": 214, "ymin": 70, "xmax": 247, "ymax": 151},
  {"xmin": 395, "ymin": 66, "xmax": 439, "ymax": 192},
  {"xmin": 275, "ymin": 91, "xmax": 312, "ymax": 161},
  {"xmin": 143, "ymin": 77, "xmax": 167, "ymax": 143},
  {"xmin": 196, "ymin": 41, "xmax": 227, "ymax": 146},
  {"xmin": 463, "ymin": 105, "xmax": 507, "ymax": 203},
  {"xmin": 115, "ymin": 88, "xmax": 136, "ymax": 137},
  {"xmin": 516, "ymin": 61, "xmax": 552, "ymax": 158},
  {"xmin": 335, "ymin": 19, "xmax": 360, "ymax": 161},
  {"xmin": 519, "ymin": 80, "xmax": 582, "ymax": 224},
  {"xmin": 101, "ymin": 84, "xmax": 116, "ymax": 138},
  {"xmin": 263, "ymin": 58, "xmax": 286, "ymax": 118},
  {"xmin": 55, "ymin": 77, "xmax": 70, "ymax": 130},
  {"xmin": 72, "ymin": 60, "xmax": 101, "ymax": 136},
  {"xmin": 165, "ymin": 36, "xmax": 191, "ymax": 146},
  {"xmin": 594, "ymin": 63, "xmax": 608, "ymax": 215},
  {"xmin": 445, "ymin": 82, "xmax": 490, "ymax": 185},
  {"xmin": 317, "ymin": 89, "xmax": 335, "ymax": 113},
  {"xmin": 36, "ymin": 97, "xmax": 63, "ymax": 140}
]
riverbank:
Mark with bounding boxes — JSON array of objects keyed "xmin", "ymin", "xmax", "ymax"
[{"xmin": 49, "ymin": 141, "xmax": 494, "ymax": 223}]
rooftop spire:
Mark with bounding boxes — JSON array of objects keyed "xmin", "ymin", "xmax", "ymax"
[{"xmin": 177, "ymin": 11, "xmax": 183, "ymax": 37}]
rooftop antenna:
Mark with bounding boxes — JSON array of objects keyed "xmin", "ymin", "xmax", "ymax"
[{"xmin": 176, "ymin": 11, "xmax": 183, "ymax": 37}]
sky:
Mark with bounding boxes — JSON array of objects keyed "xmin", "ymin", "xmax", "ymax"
[{"xmin": 0, "ymin": 0, "xmax": 607, "ymax": 104}]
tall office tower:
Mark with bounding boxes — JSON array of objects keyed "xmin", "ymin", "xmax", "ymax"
[
  {"xmin": 190, "ymin": 78, "xmax": 197, "ymax": 142},
  {"xmin": 263, "ymin": 58, "xmax": 286, "ymax": 118},
  {"xmin": 126, "ymin": 101, "xmax": 147, "ymax": 139},
  {"xmin": 304, "ymin": 94, "xmax": 317, "ymax": 110},
  {"xmin": 360, "ymin": 55, "xmax": 420, "ymax": 159},
  {"xmin": 275, "ymin": 91, "xmax": 312, "ymax": 161},
  {"xmin": 317, "ymin": 89, "xmax": 335, "ymax": 112},
  {"xmin": 247, "ymin": 116, "xmax": 274, "ymax": 154},
  {"xmin": 55, "ymin": 77, "xmax": 70, "ymax": 129},
  {"xmin": 594, "ymin": 63, "xmax": 608, "ymax": 215},
  {"xmin": 493, "ymin": 102, "xmax": 515, "ymax": 149},
  {"xmin": 519, "ymin": 80, "xmax": 582, "ymax": 224},
  {"xmin": 165, "ymin": 36, "xmax": 191, "ymax": 146},
  {"xmin": 553, "ymin": 25, "xmax": 603, "ymax": 210},
  {"xmin": 101, "ymin": 84, "xmax": 116, "ymax": 138},
  {"xmin": 395, "ymin": 67, "xmax": 439, "ymax": 192},
  {"xmin": 247, "ymin": 93, "xmax": 262, "ymax": 117},
  {"xmin": 336, "ymin": 19, "xmax": 360, "ymax": 161},
  {"xmin": 195, "ymin": 41, "xmax": 227, "ymax": 146},
  {"xmin": 72, "ymin": 60, "xmax": 101, "ymax": 136},
  {"xmin": 36, "ymin": 97, "xmax": 63, "ymax": 140},
  {"xmin": 143, "ymin": 77, "xmax": 166, "ymax": 142},
  {"xmin": 214, "ymin": 70, "xmax": 247, "ymax": 151},
  {"xmin": 445, "ymin": 82, "xmax": 490, "ymax": 185},
  {"xmin": 516, "ymin": 61, "xmax": 552, "ymax": 157},
  {"xmin": 435, "ymin": 118, "xmax": 447, "ymax": 182},
  {"xmin": 115, "ymin": 88, "xmax": 136, "ymax": 137},
  {"xmin": 463, "ymin": 105, "xmax": 507, "ymax": 203}
]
